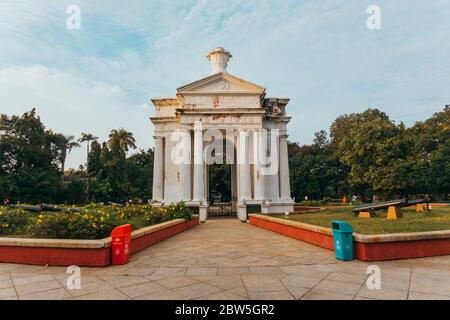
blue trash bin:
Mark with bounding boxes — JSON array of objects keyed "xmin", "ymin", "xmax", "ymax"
[{"xmin": 332, "ymin": 220, "xmax": 354, "ymax": 261}]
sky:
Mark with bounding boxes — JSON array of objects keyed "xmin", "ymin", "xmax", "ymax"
[{"xmin": 0, "ymin": 0, "xmax": 449, "ymax": 169}]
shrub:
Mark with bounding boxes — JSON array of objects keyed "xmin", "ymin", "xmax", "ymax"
[
  {"xmin": 24, "ymin": 202, "xmax": 193, "ymax": 239},
  {"xmin": 0, "ymin": 207, "xmax": 31, "ymax": 235}
]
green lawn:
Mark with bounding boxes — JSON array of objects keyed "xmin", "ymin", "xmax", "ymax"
[{"xmin": 272, "ymin": 206, "xmax": 450, "ymax": 234}]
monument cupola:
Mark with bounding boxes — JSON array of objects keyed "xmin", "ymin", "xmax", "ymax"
[{"xmin": 206, "ymin": 47, "xmax": 232, "ymax": 74}]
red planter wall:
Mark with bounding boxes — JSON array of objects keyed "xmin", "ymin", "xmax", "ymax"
[
  {"xmin": 355, "ymin": 238, "xmax": 450, "ymax": 261},
  {"xmin": 249, "ymin": 216, "xmax": 334, "ymax": 250},
  {"xmin": 0, "ymin": 246, "xmax": 110, "ymax": 267},
  {"xmin": 0, "ymin": 218, "xmax": 199, "ymax": 267},
  {"xmin": 131, "ymin": 217, "xmax": 199, "ymax": 254}
]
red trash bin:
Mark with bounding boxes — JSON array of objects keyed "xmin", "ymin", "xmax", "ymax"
[{"xmin": 111, "ymin": 224, "xmax": 132, "ymax": 265}]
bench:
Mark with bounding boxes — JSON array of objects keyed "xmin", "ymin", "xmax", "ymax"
[{"xmin": 353, "ymin": 198, "xmax": 429, "ymax": 220}]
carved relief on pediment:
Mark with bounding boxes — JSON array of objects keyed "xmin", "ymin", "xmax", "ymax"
[
  {"xmin": 184, "ymin": 95, "xmax": 260, "ymax": 108},
  {"xmin": 181, "ymin": 114, "xmax": 260, "ymax": 125}
]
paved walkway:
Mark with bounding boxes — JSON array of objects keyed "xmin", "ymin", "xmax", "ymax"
[{"xmin": 1, "ymin": 219, "xmax": 450, "ymax": 300}]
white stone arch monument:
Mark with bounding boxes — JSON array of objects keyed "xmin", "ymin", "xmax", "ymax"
[{"xmin": 150, "ymin": 48, "xmax": 294, "ymax": 222}]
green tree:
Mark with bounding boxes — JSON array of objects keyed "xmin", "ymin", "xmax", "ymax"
[
  {"xmin": 78, "ymin": 133, "xmax": 98, "ymax": 168},
  {"xmin": 108, "ymin": 129, "xmax": 136, "ymax": 154},
  {"xmin": 0, "ymin": 109, "xmax": 63, "ymax": 203}
]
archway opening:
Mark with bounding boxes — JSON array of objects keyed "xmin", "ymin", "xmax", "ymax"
[{"xmin": 204, "ymin": 136, "xmax": 237, "ymax": 217}]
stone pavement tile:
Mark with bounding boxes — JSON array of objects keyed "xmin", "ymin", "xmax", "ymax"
[
  {"xmin": 314, "ymin": 279, "xmax": 361, "ymax": 296},
  {"xmin": 0, "ymin": 264, "xmax": 20, "ymax": 274},
  {"xmin": 408, "ymin": 292, "xmax": 450, "ymax": 300},
  {"xmin": 248, "ymin": 266, "xmax": 285, "ymax": 275},
  {"xmin": 20, "ymin": 288, "xmax": 71, "ymax": 300},
  {"xmin": 196, "ymin": 290, "xmax": 247, "ymax": 300},
  {"xmin": 356, "ymin": 286, "xmax": 408, "ymax": 300},
  {"xmin": 135, "ymin": 288, "xmax": 187, "ymax": 300},
  {"xmin": 281, "ymin": 274, "xmax": 323, "ymax": 290},
  {"xmin": 229, "ymin": 256, "xmax": 264, "ymax": 267},
  {"xmin": 217, "ymin": 266, "xmax": 250, "ymax": 276},
  {"xmin": 0, "ymin": 273, "xmax": 11, "ymax": 281},
  {"xmin": 412, "ymin": 267, "xmax": 450, "ymax": 281},
  {"xmin": 11, "ymin": 274, "xmax": 54, "ymax": 286},
  {"xmin": 378, "ymin": 276, "xmax": 411, "ymax": 291},
  {"xmin": 0, "ymin": 279, "xmax": 13, "ymax": 290},
  {"xmin": 280, "ymin": 265, "xmax": 329, "ymax": 279},
  {"xmin": 15, "ymin": 279, "xmax": 62, "ymax": 296},
  {"xmin": 248, "ymin": 291, "xmax": 294, "ymax": 300},
  {"xmin": 119, "ymin": 281, "xmax": 167, "ymax": 298},
  {"xmin": 301, "ymin": 288, "xmax": 354, "ymax": 300},
  {"xmin": 75, "ymin": 290, "xmax": 130, "ymax": 300},
  {"xmin": 185, "ymin": 267, "xmax": 218, "ymax": 276},
  {"xmin": 155, "ymin": 276, "xmax": 199, "ymax": 289},
  {"xmin": 100, "ymin": 275, "xmax": 151, "ymax": 288},
  {"xmin": 0, "ymin": 287, "xmax": 17, "ymax": 300},
  {"xmin": 122, "ymin": 267, "xmax": 156, "ymax": 276},
  {"xmin": 242, "ymin": 275, "xmax": 286, "ymax": 292},
  {"xmin": 283, "ymin": 285, "xmax": 309, "ymax": 300},
  {"xmin": 53, "ymin": 274, "xmax": 102, "ymax": 287},
  {"xmin": 377, "ymin": 267, "xmax": 411, "ymax": 281},
  {"xmin": 146, "ymin": 267, "xmax": 187, "ymax": 281},
  {"xmin": 192, "ymin": 275, "xmax": 243, "ymax": 290},
  {"xmin": 7, "ymin": 265, "xmax": 45, "ymax": 274},
  {"xmin": 69, "ymin": 280, "xmax": 116, "ymax": 297},
  {"xmin": 325, "ymin": 272, "xmax": 367, "ymax": 285},
  {"xmin": 410, "ymin": 269, "xmax": 450, "ymax": 296},
  {"xmin": 249, "ymin": 258, "xmax": 283, "ymax": 267},
  {"xmin": 227, "ymin": 286, "xmax": 248, "ymax": 298},
  {"xmin": 173, "ymin": 282, "xmax": 222, "ymax": 300},
  {"xmin": 354, "ymin": 296, "xmax": 377, "ymax": 300}
]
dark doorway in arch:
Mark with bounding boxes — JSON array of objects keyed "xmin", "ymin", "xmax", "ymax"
[{"xmin": 207, "ymin": 163, "xmax": 236, "ymax": 217}]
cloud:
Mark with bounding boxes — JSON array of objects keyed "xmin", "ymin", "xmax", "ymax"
[{"xmin": 0, "ymin": 65, "xmax": 153, "ymax": 169}]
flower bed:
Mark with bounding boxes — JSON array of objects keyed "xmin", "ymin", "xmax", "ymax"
[
  {"xmin": 0, "ymin": 203, "xmax": 191, "ymax": 239},
  {"xmin": 0, "ymin": 217, "xmax": 199, "ymax": 267},
  {"xmin": 0, "ymin": 203, "xmax": 199, "ymax": 266}
]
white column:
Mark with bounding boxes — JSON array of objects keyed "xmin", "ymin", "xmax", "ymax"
[
  {"xmin": 265, "ymin": 129, "xmax": 280, "ymax": 201},
  {"xmin": 180, "ymin": 130, "xmax": 191, "ymax": 201},
  {"xmin": 279, "ymin": 134, "xmax": 291, "ymax": 200},
  {"xmin": 253, "ymin": 129, "xmax": 265, "ymax": 200},
  {"xmin": 193, "ymin": 128, "xmax": 205, "ymax": 202},
  {"xmin": 152, "ymin": 136, "xmax": 164, "ymax": 202},
  {"xmin": 237, "ymin": 129, "xmax": 252, "ymax": 202}
]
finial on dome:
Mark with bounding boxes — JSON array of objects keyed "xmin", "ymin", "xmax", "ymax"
[{"xmin": 206, "ymin": 47, "xmax": 232, "ymax": 74}]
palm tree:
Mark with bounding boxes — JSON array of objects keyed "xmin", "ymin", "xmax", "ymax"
[
  {"xmin": 56, "ymin": 134, "xmax": 80, "ymax": 183},
  {"xmin": 62, "ymin": 135, "xmax": 80, "ymax": 173},
  {"xmin": 108, "ymin": 129, "xmax": 137, "ymax": 153},
  {"xmin": 78, "ymin": 133, "xmax": 98, "ymax": 167},
  {"xmin": 78, "ymin": 133, "xmax": 98, "ymax": 202}
]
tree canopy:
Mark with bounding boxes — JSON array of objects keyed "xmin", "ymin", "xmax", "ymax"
[{"xmin": 0, "ymin": 106, "xmax": 448, "ymax": 204}]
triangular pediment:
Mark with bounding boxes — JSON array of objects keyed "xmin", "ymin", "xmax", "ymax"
[{"xmin": 177, "ymin": 72, "xmax": 266, "ymax": 95}]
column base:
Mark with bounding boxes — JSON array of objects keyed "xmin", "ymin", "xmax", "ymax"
[
  {"xmin": 199, "ymin": 204, "xmax": 209, "ymax": 223},
  {"xmin": 261, "ymin": 199, "xmax": 295, "ymax": 214},
  {"xmin": 237, "ymin": 204, "xmax": 247, "ymax": 222}
]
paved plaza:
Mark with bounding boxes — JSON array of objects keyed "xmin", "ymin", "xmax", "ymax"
[{"xmin": 1, "ymin": 219, "xmax": 450, "ymax": 300}]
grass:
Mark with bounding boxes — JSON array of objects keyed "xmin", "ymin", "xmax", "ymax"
[{"xmin": 272, "ymin": 206, "xmax": 450, "ymax": 234}]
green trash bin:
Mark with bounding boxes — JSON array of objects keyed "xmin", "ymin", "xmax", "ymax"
[{"xmin": 332, "ymin": 220, "xmax": 354, "ymax": 261}]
